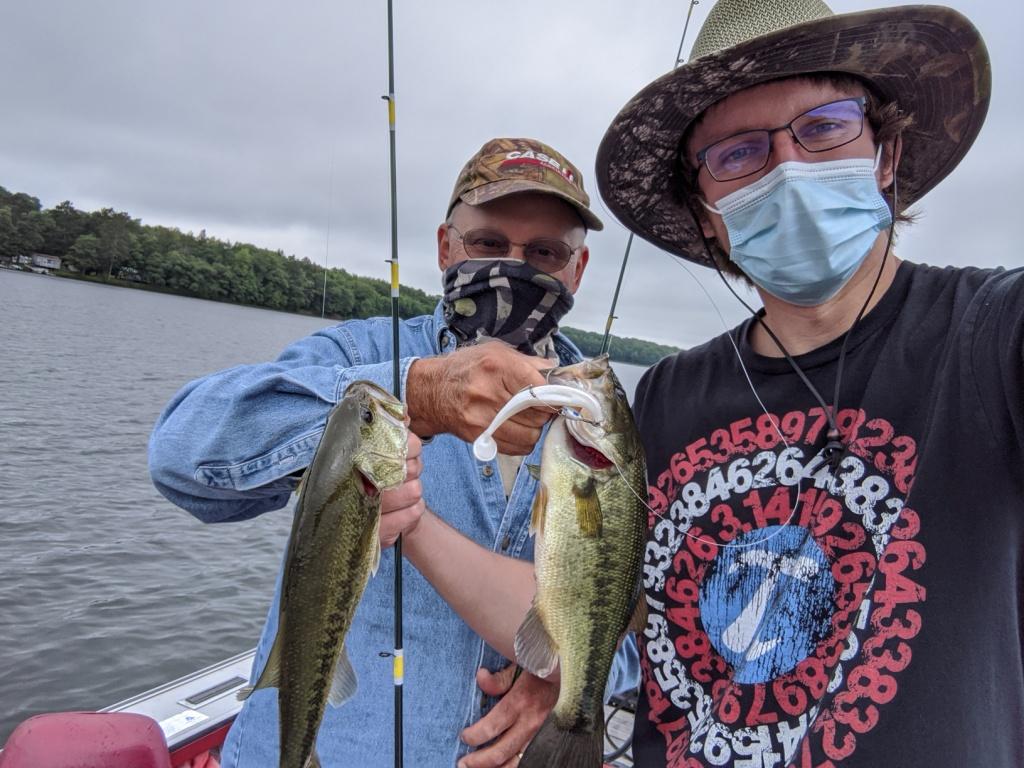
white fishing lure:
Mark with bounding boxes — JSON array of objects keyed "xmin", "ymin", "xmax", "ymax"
[{"xmin": 472, "ymin": 384, "xmax": 604, "ymax": 462}]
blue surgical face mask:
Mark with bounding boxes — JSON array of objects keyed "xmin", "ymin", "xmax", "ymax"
[{"xmin": 702, "ymin": 152, "xmax": 893, "ymax": 306}]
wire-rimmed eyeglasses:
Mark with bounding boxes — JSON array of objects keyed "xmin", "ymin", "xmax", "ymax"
[{"xmin": 447, "ymin": 225, "xmax": 580, "ymax": 274}]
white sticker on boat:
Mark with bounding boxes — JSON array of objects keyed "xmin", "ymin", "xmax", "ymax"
[{"xmin": 159, "ymin": 708, "xmax": 209, "ymax": 738}]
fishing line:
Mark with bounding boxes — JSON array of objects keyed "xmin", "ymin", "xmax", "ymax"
[{"xmin": 598, "ymin": 0, "xmax": 702, "ymax": 357}]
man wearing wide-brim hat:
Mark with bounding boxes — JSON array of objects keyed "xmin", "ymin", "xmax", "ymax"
[{"xmin": 598, "ymin": 0, "xmax": 1023, "ymax": 766}]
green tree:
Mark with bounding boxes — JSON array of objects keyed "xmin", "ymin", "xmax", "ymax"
[
  {"xmin": 67, "ymin": 233, "xmax": 104, "ymax": 273},
  {"xmin": 42, "ymin": 201, "xmax": 89, "ymax": 256},
  {"xmin": 93, "ymin": 208, "xmax": 138, "ymax": 278}
]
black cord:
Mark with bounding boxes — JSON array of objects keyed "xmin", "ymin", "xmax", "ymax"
[
  {"xmin": 695, "ymin": 148, "xmax": 899, "ymax": 469},
  {"xmin": 602, "ymin": 697, "xmax": 634, "ymax": 762}
]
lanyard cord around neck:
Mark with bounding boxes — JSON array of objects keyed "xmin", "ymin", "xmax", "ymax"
[{"xmin": 698, "ymin": 167, "xmax": 899, "ymax": 469}]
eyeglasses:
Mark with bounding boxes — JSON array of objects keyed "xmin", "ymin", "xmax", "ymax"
[
  {"xmin": 447, "ymin": 225, "xmax": 579, "ymax": 273},
  {"xmin": 695, "ymin": 97, "xmax": 868, "ymax": 183}
]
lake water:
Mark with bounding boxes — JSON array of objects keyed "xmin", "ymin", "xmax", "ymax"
[{"xmin": 0, "ymin": 268, "xmax": 648, "ymax": 741}]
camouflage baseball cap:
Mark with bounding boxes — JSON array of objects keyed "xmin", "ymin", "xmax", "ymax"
[
  {"xmin": 448, "ymin": 138, "xmax": 603, "ymax": 231},
  {"xmin": 596, "ymin": 1, "xmax": 990, "ymax": 266}
]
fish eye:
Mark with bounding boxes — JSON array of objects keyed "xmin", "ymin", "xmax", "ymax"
[{"xmin": 361, "ymin": 407, "xmax": 374, "ymax": 425}]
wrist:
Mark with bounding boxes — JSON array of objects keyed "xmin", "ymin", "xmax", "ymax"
[{"xmin": 406, "ymin": 357, "xmax": 443, "ymax": 438}]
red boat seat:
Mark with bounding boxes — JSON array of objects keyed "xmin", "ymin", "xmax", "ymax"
[{"xmin": 0, "ymin": 712, "xmax": 172, "ymax": 768}]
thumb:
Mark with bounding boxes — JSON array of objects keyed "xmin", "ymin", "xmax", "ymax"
[{"xmin": 476, "ymin": 664, "xmax": 519, "ymax": 697}]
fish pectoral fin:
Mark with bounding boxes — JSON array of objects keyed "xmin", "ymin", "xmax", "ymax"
[
  {"xmin": 573, "ymin": 478, "xmax": 602, "ymax": 537},
  {"xmin": 514, "ymin": 602, "xmax": 559, "ymax": 679},
  {"xmin": 238, "ymin": 628, "xmax": 284, "ymax": 700},
  {"xmin": 293, "ymin": 468, "xmax": 308, "ymax": 501},
  {"xmin": 529, "ymin": 481, "xmax": 548, "ymax": 537},
  {"xmin": 327, "ymin": 644, "xmax": 359, "ymax": 708},
  {"xmin": 526, "ymin": 463, "xmax": 542, "ymax": 481},
  {"xmin": 370, "ymin": 514, "xmax": 382, "ymax": 576},
  {"xmin": 304, "ymin": 750, "xmax": 323, "ymax": 768}
]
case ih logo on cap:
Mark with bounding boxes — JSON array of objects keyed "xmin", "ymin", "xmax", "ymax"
[{"xmin": 500, "ymin": 149, "xmax": 578, "ymax": 187}]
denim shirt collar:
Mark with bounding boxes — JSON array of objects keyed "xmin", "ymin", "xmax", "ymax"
[{"xmin": 430, "ymin": 301, "xmax": 583, "ymax": 365}]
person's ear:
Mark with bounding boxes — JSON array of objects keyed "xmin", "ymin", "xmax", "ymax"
[
  {"xmin": 567, "ymin": 246, "xmax": 589, "ymax": 294},
  {"xmin": 878, "ymin": 134, "xmax": 902, "ymax": 192},
  {"xmin": 437, "ymin": 223, "xmax": 452, "ymax": 270}
]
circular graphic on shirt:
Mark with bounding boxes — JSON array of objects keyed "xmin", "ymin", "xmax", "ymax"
[
  {"xmin": 698, "ymin": 526, "xmax": 834, "ymax": 684},
  {"xmin": 640, "ymin": 407, "xmax": 925, "ymax": 767}
]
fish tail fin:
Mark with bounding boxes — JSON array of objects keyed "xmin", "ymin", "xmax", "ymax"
[{"xmin": 518, "ymin": 714, "xmax": 602, "ymax": 768}]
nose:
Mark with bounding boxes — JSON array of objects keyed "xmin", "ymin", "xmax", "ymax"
[
  {"xmin": 505, "ymin": 242, "xmax": 529, "ymax": 261},
  {"xmin": 760, "ymin": 128, "xmax": 802, "ymax": 173}
]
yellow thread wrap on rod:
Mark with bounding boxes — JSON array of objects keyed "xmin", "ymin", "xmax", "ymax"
[
  {"xmin": 388, "ymin": 95, "xmax": 396, "ymax": 128},
  {"xmin": 390, "ymin": 260, "xmax": 400, "ymax": 297},
  {"xmin": 393, "ymin": 649, "xmax": 404, "ymax": 684}
]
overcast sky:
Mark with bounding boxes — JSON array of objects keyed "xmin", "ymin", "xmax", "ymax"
[{"xmin": 2, "ymin": 0, "xmax": 1020, "ymax": 349}]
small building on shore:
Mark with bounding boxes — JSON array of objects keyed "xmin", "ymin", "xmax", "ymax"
[{"xmin": 30, "ymin": 253, "xmax": 62, "ymax": 271}]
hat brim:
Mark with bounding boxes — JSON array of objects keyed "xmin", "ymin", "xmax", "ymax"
[
  {"xmin": 596, "ymin": 5, "xmax": 990, "ymax": 266},
  {"xmin": 460, "ymin": 179, "xmax": 605, "ymax": 231}
]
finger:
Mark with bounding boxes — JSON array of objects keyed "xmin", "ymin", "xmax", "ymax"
[
  {"xmin": 477, "ymin": 665, "xmax": 518, "ymax": 697},
  {"xmin": 492, "ymin": 423, "xmax": 543, "ymax": 455},
  {"xmin": 405, "ymin": 454, "xmax": 423, "ymax": 481},
  {"xmin": 406, "ymin": 431, "xmax": 422, "ymax": 459},
  {"xmin": 506, "ymin": 407, "xmax": 556, "ymax": 429},
  {"xmin": 459, "ymin": 725, "xmax": 531, "ymax": 768},
  {"xmin": 379, "ymin": 504, "xmax": 424, "ymax": 546},
  {"xmin": 380, "ymin": 479, "xmax": 422, "ymax": 514},
  {"xmin": 461, "ymin": 698, "xmax": 516, "ymax": 747}
]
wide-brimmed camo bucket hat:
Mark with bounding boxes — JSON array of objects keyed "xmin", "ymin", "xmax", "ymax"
[{"xmin": 596, "ymin": 0, "xmax": 991, "ymax": 266}]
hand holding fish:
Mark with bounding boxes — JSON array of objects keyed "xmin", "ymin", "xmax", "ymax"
[
  {"xmin": 407, "ymin": 342, "xmax": 553, "ymax": 455},
  {"xmin": 458, "ymin": 666, "xmax": 558, "ymax": 768},
  {"xmin": 379, "ymin": 431, "xmax": 425, "ymax": 547}
]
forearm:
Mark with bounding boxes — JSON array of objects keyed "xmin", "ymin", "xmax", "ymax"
[
  {"xmin": 403, "ymin": 509, "xmax": 536, "ymax": 662},
  {"xmin": 149, "ymin": 329, "xmax": 419, "ymax": 522}
]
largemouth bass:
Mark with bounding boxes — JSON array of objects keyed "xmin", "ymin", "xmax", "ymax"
[
  {"xmin": 514, "ymin": 356, "xmax": 648, "ymax": 768},
  {"xmin": 238, "ymin": 380, "xmax": 408, "ymax": 768}
]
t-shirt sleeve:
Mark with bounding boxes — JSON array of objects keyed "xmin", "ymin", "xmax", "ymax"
[{"xmin": 969, "ymin": 268, "xmax": 1024, "ymax": 461}]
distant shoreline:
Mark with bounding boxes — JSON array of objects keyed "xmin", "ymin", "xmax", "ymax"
[{"xmin": 2, "ymin": 266, "xmax": 676, "ymax": 365}]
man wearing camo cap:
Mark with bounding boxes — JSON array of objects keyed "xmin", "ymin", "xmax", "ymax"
[
  {"xmin": 594, "ymin": 0, "xmax": 1020, "ymax": 766},
  {"xmin": 150, "ymin": 137, "xmax": 637, "ymax": 766}
]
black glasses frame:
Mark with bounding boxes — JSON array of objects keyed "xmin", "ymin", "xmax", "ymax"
[{"xmin": 695, "ymin": 96, "xmax": 869, "ymax": 183}]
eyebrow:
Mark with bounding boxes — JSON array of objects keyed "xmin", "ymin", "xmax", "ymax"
[{"xmin": 692, "ymin": 92, "xmax": 866, "ymax": 155}]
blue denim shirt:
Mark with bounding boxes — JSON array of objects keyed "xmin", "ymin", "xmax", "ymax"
[{"xmin": 149, "ymin": 302, "xmax": 639, "ymax": 767}]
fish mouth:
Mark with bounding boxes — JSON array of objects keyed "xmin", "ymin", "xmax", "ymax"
[
  {"xmin": 567, "ymin": 430, "xmax": 613, "ymax": 470},
  {"xmin": 357, "ymin": 470, "xmax": 380, "ymax": 498}
]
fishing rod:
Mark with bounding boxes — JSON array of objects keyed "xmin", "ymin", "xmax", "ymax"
[
  {"xmin": 382, "ymin": 0, "xmax": 404, "ymax": 765},
  {"xmin": 598, "ymin": 0, "xmax": 701, "ymax": 357}
]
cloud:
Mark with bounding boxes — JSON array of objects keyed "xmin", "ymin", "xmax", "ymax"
[{"xmin": 0, "ymin": 0, "xmax": 1018, "ymax": 347}]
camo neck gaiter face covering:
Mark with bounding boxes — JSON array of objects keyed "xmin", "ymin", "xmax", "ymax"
[{"xmin": 441, "ymin": 259, "xmax": 574, "ymax": 357}]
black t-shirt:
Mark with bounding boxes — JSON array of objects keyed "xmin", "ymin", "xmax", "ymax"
[{"xmin": 631, "ymin": 262, "xmax": 1024, "ymax": 767}]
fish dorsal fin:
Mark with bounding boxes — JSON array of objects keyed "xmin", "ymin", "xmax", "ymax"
[
  {"xmin": 529, "ymin": 481, "xmax": 548, "ymax": 537},
  {"xmin": 573, "ymin": 477, "xmax": 602, "ymax": 537},
  {"xmin": 238, "ymin": 628, "xmax": 284, "ymax": 700},
  {"xmin": 526, "ymin": 463, "xmax": 542, "ymax": 481},
  {"xmin": 514, "ymin": 601, "xmax": 559, "ymax": 679},
  {"xmin": 327, "ymin": 643, "xmax": 359, "ymax": 708}
]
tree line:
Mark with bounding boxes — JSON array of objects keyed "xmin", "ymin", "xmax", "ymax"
[{"xmin": 0, "ymin": 185, "xmax": 678, "ymax": 365}]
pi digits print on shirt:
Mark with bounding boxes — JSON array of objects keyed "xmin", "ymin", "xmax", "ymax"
[{"xmin": 642, "ymin": 407, "xmax": 924, "ymax": 767}]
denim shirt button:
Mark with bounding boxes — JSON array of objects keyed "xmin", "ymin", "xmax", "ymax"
[
  {"xmin": 482, "ymin": 464, "xmax": 494, "ymax": 478},
  {"xmin": 500, "ymin": 534, "xmax": 511, "ymax": 551}
]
